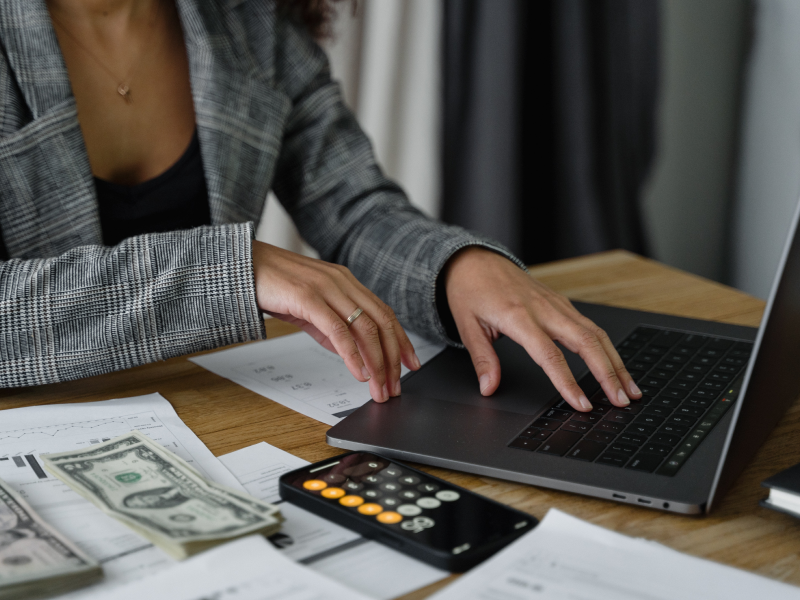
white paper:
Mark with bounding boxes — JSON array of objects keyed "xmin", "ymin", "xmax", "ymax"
[
  {"xmin": 191, "ymin": 331, "xmax": 445, "ymax": 425},
  {"xmin": 0, "ymin": 393, "xmax": 245, "ymax": 595},
  {"xmin": 73, "ymin": 534, "xmax": 372, "ymax": 600},
  {"xmin": 429, "ymin": 508, "xmax": 800, "ymax": 600},
  {"xmin": 219, "ymin": 442, "xmax": 449, "ymax": 599}
]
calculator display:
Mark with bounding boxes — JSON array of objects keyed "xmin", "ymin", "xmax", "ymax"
[{"xmin": 282, "ymin": 452, "xmax": 532, "ymax": 554}]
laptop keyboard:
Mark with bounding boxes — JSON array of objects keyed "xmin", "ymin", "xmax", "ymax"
[{"xmin": 507, "ymin": 327, "xmax": 753, "ymax": 476}]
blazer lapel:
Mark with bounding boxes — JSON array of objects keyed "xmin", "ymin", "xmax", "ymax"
[
  {"xmin": 0, "ymin": 0, "xmax": 101, "ymax": 258},
  {"xmin": 176, "ymin": 0, "xmax": 290, "ymax": 226}
]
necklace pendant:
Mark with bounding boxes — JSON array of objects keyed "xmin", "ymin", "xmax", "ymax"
[{"xmin": 117, "ymin": 84, "xmax": 132, "ymax": 104}]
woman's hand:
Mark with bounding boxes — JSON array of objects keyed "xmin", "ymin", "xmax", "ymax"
[
  {"xmin": 443, "ymin": 247, "xmax": 641, "ymax": 412},
  {"xmin": 252, "ymin": 241, "xmax": 420, "ymax": 403}
]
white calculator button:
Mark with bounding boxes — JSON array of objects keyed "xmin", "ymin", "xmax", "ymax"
[
  {"xmin": 416, "ymin": 497, "xmax": 441, "ymax": 509},
  {"xmin": 435, "ymin": 490, "xmax": 460, "ymax": 502},
  {"xmin": 397, "ymin": 504, "xmax": 422, "ymax": 516}
]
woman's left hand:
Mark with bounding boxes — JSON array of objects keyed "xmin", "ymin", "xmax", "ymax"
[{"xmin": 443, "ymin": 247, "xmax": 642, "ymax": 412}]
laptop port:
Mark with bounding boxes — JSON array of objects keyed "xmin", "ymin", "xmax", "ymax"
[
  {"xmin": 612, "ymin": 493, "xmax": 626, "ymax": 499},
  {"xmin": 637, "ymin": 498, "xmax": 652, "ymax": 505}
]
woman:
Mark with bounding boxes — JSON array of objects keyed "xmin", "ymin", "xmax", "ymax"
[{"xmin": 0, "ymin": 0, "xmax": 639, "ymax": 411}]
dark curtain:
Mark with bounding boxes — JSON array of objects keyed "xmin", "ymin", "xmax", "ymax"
[{"xmin": 442, "ymin": 0, "xmax": 660, "ymax": 265}]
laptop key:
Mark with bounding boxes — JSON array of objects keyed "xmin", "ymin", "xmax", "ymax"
[
  {"xmin": 538, "ymin": 430, "xmax": 582, "ymax": 456},
  {"xmin": 638, "ymin": 386, "xmax": 659, "ymax": 397},
  {"xmin": 597, "ymin": 421, "xmax": 625, "ymax": 434},
  {"xmin": 676, "ymin": 371, "xmax": 703, "ymax": 383},
  {"xmin": 608, "ymin": 442, "xmax": 638, "ymax": 456},
  {"xmin": 714, "ymin": 363, "xmax": 740, "ymax": 374},
  {"xmin": 691, "ymin": 389, "xmax": 720, "ymax": 400},
  {"xmin": 651, "ymin": 396, "xmax": 681, "ymax": 409},
  {"xmin": 701, "ymin": 381, "xmax": 725, "ymax": 391},
  {"xmin": 667, "ymin": 414, "xmax": 696, "ymax": 426},
  {"xmin": 522, "ymin": 429, "xmax": 552, "ymax": 441},
  {"xmin": 650, "ymin": 369, "xmax": 673, "ymax": 380},
  {"xmin": 708, "ymin": 371, "xmax": 733, "ymax": 382},
  {"xmin": 639, "ymin": 443, "xmax": 672, "ymax": 456},
  {"xmin": 590, "ymin": 405, "xmax": 612, "ymax": 415},
  {"xmin": 628, "ymin": 360, "xmax": 650, "ymax": 371},
  {"xmin": 543, "ymin": 408, "xmax": 571, "ymax": 421},
  {"xmin": 692, "ymin": 356, "xmax": 719, "ymax": 367},
  {"xmin": 509, "ymin": 437, "xmax": 541, "ymax": 451},
  {"xmin": 667, "ymin": 380, "xmax": 694, "ymax": 391},
  {"xmin": 660, "ymin": 388, "xmax": 688, "ymax": 400},
  {"xmin": 655, "ymin": 361, "xmax": 681, "ymax": 372},
  {"xmin": 651, "ymin": 433, "xmax": 680, "ymax": 446},
  {"xmin": 659, "ymin": 423, "xmax": 690, "ymax": 436},
  {"xmin": 678, "ymin": 334, "xmax": 708, "ymax": 348},
  {"xmin": 684, "ymin": 397, "xmax": 712, "ymax": 408},
  {"xmin": 561, "ymin": 421, "xmax": 593, "ymax": 434},
  {"xmin": 613, "ymin": 404, "xmax": 643, "ymax": 414},
  {"xmin": 532, "ymin": 418, "xmax": 561, "ymax": 430},
  {"xmin": 675, "ymin": 406, "xmax": 703, "ymax": 418},
  {"xmin": 626, "ymin": 423, "xmax": 657, "ymax": 437},
  {"xmin": 605, "ymin": 411, "xmax": 634, "ymax": 424},
  {"xmin": 626, "ymin": 453, "xmax": 663, "ymax": 473},
  {"xmin": 617, "ymin": 433, "xmax": 647, "ymax": 446},
  {"xmin": 597, "ymin": 453, "xmax": 629, "ymax": 467},
  {"xmin": 722, "ymin": 356, "xmax": 746, "ymax": 367},
  {"xmin": 640, "ymin": 377, "xmax": 668, "ymax": 388},
  {"xmin": 586, "ymin": 430, "xmax": 616, "ymax": 444},
  {"xmin": 570, "ymin": 412, "xmax": 602, "ymax": 423},
  {"xmin": 686, "ymin": 363, "xmax": 711, "ymax": 374},
  {"xmin": 566, "ymin": 440, "xmax": 607, "ymax": 462},
  {"xmin": 644, "ymin": 405, "xmax": 672, "ymax": 417},
  {"xmin": 634, "ymin": 414, "xmax": 664, "ymax": 427}
]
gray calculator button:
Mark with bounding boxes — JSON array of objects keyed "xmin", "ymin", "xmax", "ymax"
[
  {"xmin": 380, "ymin": 482, "xmax": 401, "ymax": 493},
  {"xmin": 363, "ymin": 489, "xmax": 382, "ymax": 499},
  {"xmin": 398, "ymin": 490, "xmax": 420, "ymax": 501},
  {"xmin": 418, "ymin": 483, "xmax": 440, "ymax": 494},
  {"xmin": 363, "ymin": 475, "xmax": 382, "ymax": 484},
  {"xmin": 398, "ymin": 475, "xmax": 420, "ymax": 485},
  {"xmin": 416, "ymin": 497, "xmax": 441, "ymax": 509},
  {"xmin": 343, "ymin": 481, "xmax": 363, "ymax": 492},
  {"xmin": 380, "ymin": 467, "xmax": 403, "ymax": 478},
  {"xmin": 435, "ymin": 490, "xmax": 460, "ymax": 502},
  {"xmin": 367, "ymin": 462, "xmax": 380, "ymax": 468},
  {"xmin": 380, "ymin": 497, "xmax": 400, "ymax": 507},
  {"xmin": 397, "ymin": 504, "xmax": 422, "ymax": 516}
]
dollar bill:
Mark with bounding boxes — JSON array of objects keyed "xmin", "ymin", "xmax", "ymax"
[
  {"xmin": 41, "ymin": 433, "xmax": 282, "ymax": 559},
  {"xmin": 0, "ymin": 477, "xmax": 102, "ymax": 599}
]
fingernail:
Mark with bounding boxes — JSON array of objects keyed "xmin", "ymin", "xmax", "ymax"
[
  {"xmin": 579, "ymin": 395, "xmax": 592, "ymax": 411},
  {"xmin": 382, "ymin": 383, "xmax": 390, "ymax": 402},
  {"xmin": 617, "ymin": 389, "xmax": 630, "ymax": 406},
  {"xmin": 479, "ymin": 374, "xmax": 491, "ymax": 394},
  {"xmin": 392, "ymin": 380, "xmax": 401, "ymax": 396},
  {"xmin": 412, "ymin": 353, "xmax": 421, "ymax": 370},
  {"xmin": 629, "ymin": 381, "xmax": 641, "ymax": 396},
  {"xmin": 361, "ymin": 367, "xmax": 371, "ymax": 381}
]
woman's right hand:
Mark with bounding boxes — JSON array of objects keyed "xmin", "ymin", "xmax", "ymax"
[{"xmin": 251, "ymin": 241, "xmax": 421, "ymax": 403}]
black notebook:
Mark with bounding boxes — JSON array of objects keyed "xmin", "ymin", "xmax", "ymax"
[{"xmin": 761, "ymin": 462, "xmax": 800, "ymax": 518}]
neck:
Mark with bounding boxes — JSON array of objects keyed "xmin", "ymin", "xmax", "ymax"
[{"xmin": 46, "ymin": 0, "xmax": 160, "ymax": 27}]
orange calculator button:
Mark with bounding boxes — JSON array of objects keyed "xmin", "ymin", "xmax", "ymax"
[
  {"xmin": 303, "ymin": 480, "xmax": 328, "ymax": 491},
  {"xmin": 339, "ymin": 495, "xmax": 365, "ymax": 507},
  {"xmin": 321, "ymin": 487, "xmax": 345, "ymax": 499},
  {"xmin": 357, "ymin": 503, "xmax": 383, "ymax": 516},
  {"xmin": 377, "ymin": 511, "xmax": 402, "ymax": 524}
]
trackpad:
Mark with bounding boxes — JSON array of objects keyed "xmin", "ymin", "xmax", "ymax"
[{"xmin": 402, "ymin": 337, "xmax": 594, "ymax": 417}]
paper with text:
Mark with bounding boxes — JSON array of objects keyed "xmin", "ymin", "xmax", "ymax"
[
  {"xmin": 0, "ymin": 393, "xmax": 244, "ymax": 597},
  {"xmin": 429, "ymin": 508, "xmax": 800, "ymax": 600},
  {"xmin": 74, "ymin": 535, "xmax": 371, "ymax": 600},
  {"xmin": 191, "ymin": 331, "xmax": 445, "ymax": 425},
  {"xmin": 219, "ymin": 442, "xmax": 449, "ymax": 599}
]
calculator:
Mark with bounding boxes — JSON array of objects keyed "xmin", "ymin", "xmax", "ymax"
[{"xmin": 278, "ymin": 451, "xmax": 537, "ymax": 571}]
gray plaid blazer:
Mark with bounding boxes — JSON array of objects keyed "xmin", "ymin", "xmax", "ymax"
[{"xmin": 0, "ymin": 0, "xmax": 522, "ymax": 388}]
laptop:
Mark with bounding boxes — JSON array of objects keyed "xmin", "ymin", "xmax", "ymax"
[{"xmin": 327, "ymin": 197, "xmax": 800, "ymax": 515}]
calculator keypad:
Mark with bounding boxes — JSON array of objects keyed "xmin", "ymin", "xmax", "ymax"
[{"xmin": 300, "ymin": 459, "xmax": 462, "ymax": 530}]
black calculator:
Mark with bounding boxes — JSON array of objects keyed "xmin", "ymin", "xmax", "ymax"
[{"xmin": 279, "ymin": 451, "xmax": 537, "ymax": 571}]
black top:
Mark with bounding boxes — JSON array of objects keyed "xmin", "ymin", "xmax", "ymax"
[{"xmin": 96, "ymin": 130, "xmax": 211, "ymax": 246}]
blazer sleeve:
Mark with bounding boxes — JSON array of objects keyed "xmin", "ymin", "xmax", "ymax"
[
  {"xmin": 270, "ymin": 19, "xmax": 526, "ymax": 346},
  {"xmin": 0, "ymin": 223, "xmax": 265, "ymax": 387}
]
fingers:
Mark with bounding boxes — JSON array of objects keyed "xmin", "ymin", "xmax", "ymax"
[{"xmin": 459, "ymin": 318, "xmax": 502, "ymax": 396}]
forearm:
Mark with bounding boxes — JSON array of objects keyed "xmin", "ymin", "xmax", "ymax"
[{"xmin": 0, "ymin": 223, "xmax": 264, "ymax": 387}]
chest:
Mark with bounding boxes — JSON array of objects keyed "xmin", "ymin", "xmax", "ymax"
[{"xmin": 50, "ymin": 0, "xmax": 196, "ymax": 185}]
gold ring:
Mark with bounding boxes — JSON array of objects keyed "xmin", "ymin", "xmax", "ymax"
[{"xmin": 346, "ymin": 308, "xmax": 364, "ymax": 327}]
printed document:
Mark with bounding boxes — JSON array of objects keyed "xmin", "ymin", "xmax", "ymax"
[
  {"xmin": 75, "ymin": 535, "xmax": 372, "ymax": 600},
  {"xmin": 429, "ymin": 508, "xmax": 800, "ymax": 600},
  {"xmin": 0, "ymin": 393, "xmax": 244, "ymax": 595},
  {"xmin": 219, "ymin": 441, "xmax": 449, "ymax": 599},
  {"xmin": 191, "ymin": 331, "xmax": 445, "ymax": 425}
]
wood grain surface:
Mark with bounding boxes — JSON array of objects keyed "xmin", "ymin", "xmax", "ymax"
[{"xmin": 2, "ymin": 249, "xmax": 798, "ymax": 597}]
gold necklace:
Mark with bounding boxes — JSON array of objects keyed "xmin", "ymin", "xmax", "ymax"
[{"xmin": 50, "ymin": 1, "xmax": 161, "ymax": 104}]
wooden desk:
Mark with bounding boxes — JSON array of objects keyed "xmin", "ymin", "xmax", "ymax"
[{"xmin": 2, "ymin": 249, "xmax": 799, "ymax": 596}]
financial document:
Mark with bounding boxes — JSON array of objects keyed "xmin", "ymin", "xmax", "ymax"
[
  {"xmin": 429, "ymin": 508, "xmax": 800, "ymax": 600},
  {"xmin": 75, "ymin": 535, "xmax": 372, "ymax": 600},
  {"xmin": 191, "ymin": 331, "xmax": 445, "ymax": 425},
  {"xmin": 0, "ymin": 393, "xmax": 245, "ymax": 596},
  {"xmin": 219, "ymin": 442, "xmax": 449, "ymax": 599}
]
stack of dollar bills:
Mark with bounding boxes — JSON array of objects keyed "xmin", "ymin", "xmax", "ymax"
[
  {"xmin": 41, "ymin": 431, "xmax": 283, "ymax": 560},
  {"xmin": 0, "ymin": 477, "xmax": 102, "ymax": 599}
]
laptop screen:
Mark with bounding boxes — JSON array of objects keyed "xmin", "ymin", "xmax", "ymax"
[{"xmin": 709, "ymin": 196, "xmax": 800, "ymax": 509}]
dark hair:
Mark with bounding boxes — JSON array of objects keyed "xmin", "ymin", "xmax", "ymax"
[{"xmin": 276, "ymin": 0, "xmax": 352, "ymax": 40}]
